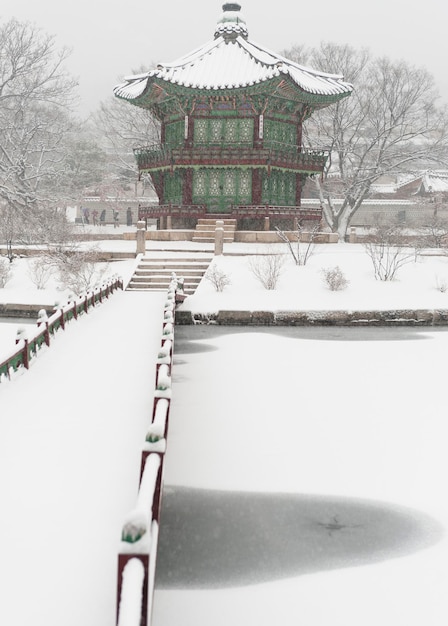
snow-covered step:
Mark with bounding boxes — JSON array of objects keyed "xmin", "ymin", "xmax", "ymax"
[
  {"xmin": 126, "ymin": 255, "xmax": 213, "ymax": 294},
  {"xmin": 192, "ymin": 218, "xmax": 236, "ymax": 244},
  {"xmin": 137, "ymin": 263, "xmax": 211, "ymax": 271}
]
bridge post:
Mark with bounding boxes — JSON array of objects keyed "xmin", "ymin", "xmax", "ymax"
[
  {"xmin": 214, "ymin": 220, "xmax": 224, "ymax": 255},
  {"xmin": 264, "ymin": 216, "xmax": 270, "ymax": 231},
  {"xmin": 136, "ymin": 221, "xmax": 146, "ymax": 255}
]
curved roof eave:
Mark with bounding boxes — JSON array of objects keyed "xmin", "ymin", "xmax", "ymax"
[{"xmin": 114, "ymin": 31, "xmax": 352, "ymax": 102}]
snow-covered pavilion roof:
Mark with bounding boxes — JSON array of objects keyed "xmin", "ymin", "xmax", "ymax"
[{"xmin": 114, "ymin": 3, "xmax": 352, "ymax": 105}]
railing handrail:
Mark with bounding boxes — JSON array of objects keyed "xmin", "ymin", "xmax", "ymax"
[
  {"xmin": 134, "ymin": 142, "xmax": 329, "ymax": 155},
  {"xmin": 0, "ymin": 277, "xmax": 124, "ymax": 382},
  {"xmin": 134, "ymin": 143, "xmax": 329, "ymax": 172},
  {"xmin": 137, "ymin": 204, "xmax": 323, "ymax": 220}
]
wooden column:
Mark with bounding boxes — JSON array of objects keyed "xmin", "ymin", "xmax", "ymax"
[
  {"xmin": 295, "ymin": 174, "xmax": 303, "ymax": 207},
  {"xmin": 183, "ymin": 170, "xmax": 193, "ymax": 205},
  {"xmin": 252, "ymin": 169, "xmax": 262, "ymax": 205},
  {"xmin": 185, "ymin": 115, "xmax": 194, "ymax": 148},
  {"xmin": 152, "ymin": 172, "xmax": 164, "ymax": 204},
  {"xmin": 297, "ymin": 120, "xmax": 303, "ymax": 149}
]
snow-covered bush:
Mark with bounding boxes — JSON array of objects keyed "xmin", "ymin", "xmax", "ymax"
[
  {"xmin": 276, "ymin": 223, "xmax": 320, "ymax": 266},
  {"xmin": 364, "ymin": 222, "xmax": 414, "ymax": 281},
  {"xmin": 248, "ymin": 251, "xmax": 286, "ymax": 290},
  {"xmin": 55, "ymin": 248, "xmax": 108, "ymax": 293},
  {"xmin": 28, "ymin": 256, "xmax": 53, "ymax": 289},
  {"xmin": 435, "ymin": 275, "xmax": 448, "ymax": 293},
  {"xmin": 205, "ymin": 263, "xmax": 231, "ymax": 292},
  {"xmin": 0, "ymin": 258, "xmax": 12, "ymax": 287},
  {"xmin": 322, "ymin": 266, "xmax": 349, "ymax": 291}
]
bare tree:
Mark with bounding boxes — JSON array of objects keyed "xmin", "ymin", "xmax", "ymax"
[
  {"xmin": 92, "ymin": 92, "xmax": 160, "ymax": 197},
  {"xmin": 0, "ymin": 18, "xmax": 79, "ymax": 244},
  {"xmin": 284, "ymin": 43, "xmax": 448, "ymax": 239},
  {"xmin": 0, "ymin": 258, "xmax": 12, "ymax": 286},
  {"xmin": 0, "ymin": 199, "xmax": 75, "ymax": 247},
  {"xmin": 52, "ymin": 247, "xmax": 108, "ymax": 294},
  {"xmin": 414, "ymin": 211, "xmax": 448, "ymax": 249},
  {"xmin": 60, "ymin": 128, "xmax": 109, "ymax": 201}
]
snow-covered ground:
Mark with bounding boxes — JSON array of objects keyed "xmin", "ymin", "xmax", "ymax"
[
  {"xmin": 1, "ymin": 238, "xmax": 448, "ymax": 626},
  {"xmin": 180, "ymin": 242, "xmax": 448, "ymax": 313}
]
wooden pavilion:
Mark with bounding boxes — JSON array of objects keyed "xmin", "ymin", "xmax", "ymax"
[{"xmin": 114, "ymin": 3, "xmax": 352, "ymax": 231}]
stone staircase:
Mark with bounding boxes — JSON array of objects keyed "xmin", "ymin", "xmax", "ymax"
[
  {"xmin": 127, "ymin": 254, "xmax": 213, "ymax": 295},
  {"xmin": 192, "ymin": 218, "xmax": 236, "ymax": 244}
]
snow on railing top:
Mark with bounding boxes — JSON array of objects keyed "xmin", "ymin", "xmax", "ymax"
[
  {"xmin": 120, "ymin": 454, "xmax": 161, "ymax": 553},
  {"xmin": 145, "ymin": 398, "xmax": 170, "ymax": 451},
  {"xmin": 155, "ymin": 363, "xmax": 172, "ymax": 399},
  {"xmin": 157, "ymin": 340, "xmax": 172, "ymax": 366},
  {"xmin": 117, "ymin": 558, "xmax": 146, "ymax": 626}
]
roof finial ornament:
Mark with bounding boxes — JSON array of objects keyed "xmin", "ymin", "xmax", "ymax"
[{"xmin": 214, "ymin": 2, "xmax": 248, "ymax": 41}]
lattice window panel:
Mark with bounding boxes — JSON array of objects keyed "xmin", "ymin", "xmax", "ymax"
[
  {"xmin": 223, "ymin": 170, "xmax": 236, "ymax": 195},
  {"xmin": 210, "ymin": 119, "xmax": 223, "ymax": 143},
  {"xmin": 262, "ymin": 175, "xmax": 270, "ymax": 195},
  {"xmin": 262, "ymin": 170, "xmax": 296, "ymax": 205},
  {"xmin": 193, "ymin": 170, "xmax": 207, "ymax": 196},
  {"xmin": 279, "ymin": 175, "xmax": 286, "ymax": 198},
  {"xmin": 288, "ymin": 175, "xmax": 295, "ymax": 198},
  {"xmin": 239, "ymin": 170, "xmax": 251, "ymax": 197},
  {"xmin": 264, "ymin": 120, "xmax": 273, "ymax": 142},
  {"xmin": 225, "ymin": 119, "xmax": 238, "ymax": 143},
  {"xmin": 264, "ymin": 120, "xmax": 296, "ymax": 146},
  {"xmin": 209, "ymin": 170, "xmax": 221, "ymax": 195},
  {"xmin": 288, "ymin": 126, "xmax": 296, "ymax": 144},
  {"xmin": 240, "ymin": 119, "xmax": 253, "ymax": 143},
  {"xmin": 194, "ymin": 119, "xmax": 208, "ymax": 143}
]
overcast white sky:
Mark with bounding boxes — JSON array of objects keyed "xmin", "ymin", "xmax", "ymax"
[{"xmin": 1, "ymin": 0, "xmax": 448, "ymax": 118}]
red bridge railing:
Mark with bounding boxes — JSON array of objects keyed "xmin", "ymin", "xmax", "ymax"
[
  {"xmin": 0, "ymin": 278, "xmax": 124, "ymax": 382},
  {"xmin": 116, "ymin": 276, "xmax": 183, "ymax": 626}
]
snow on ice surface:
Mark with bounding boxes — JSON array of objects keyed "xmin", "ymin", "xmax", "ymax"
[
  {"xmin": 1, "ymin": 240, "xmax": 448, "ymax": 626},
  {"xmin": 155, "ymin": 326, "xmax": 448, "ymax": 626}
]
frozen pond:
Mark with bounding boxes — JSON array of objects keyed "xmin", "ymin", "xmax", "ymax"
[
  {"xmin": 0, "ymin": 318, "xmax": 37, "ymax": 350},
  {"xmin": 154, "ymin": 326, "xmax": 448, "ymax": 626}
]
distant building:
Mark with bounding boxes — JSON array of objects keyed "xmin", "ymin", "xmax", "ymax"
[
  {"xmin": 300, "ymin": 170, "xmax": 448, "ymax": 229},
  {"xmin": 114, "ymin": 3, "xmax": 352, "ymax": 230}
]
